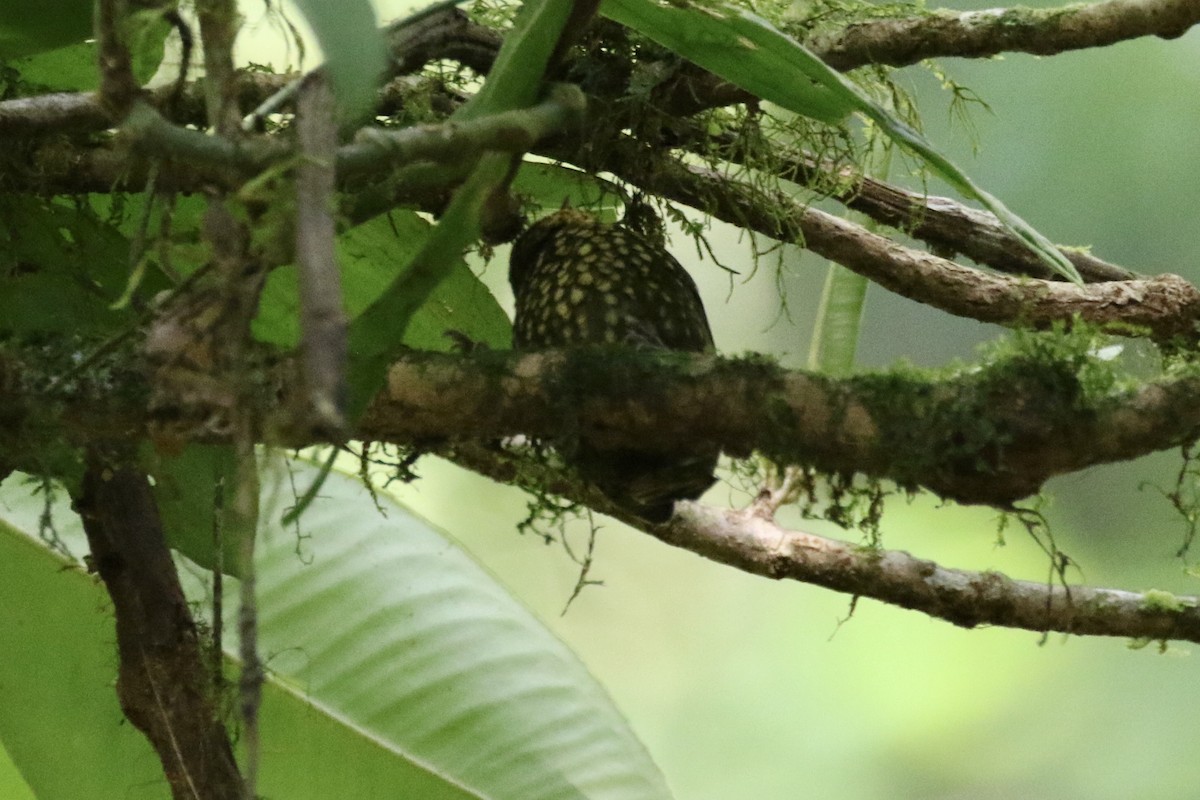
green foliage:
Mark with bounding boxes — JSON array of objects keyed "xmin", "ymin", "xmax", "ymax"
[
  {"xmin": 3, "ymin": 8, "xmax": 169, "ymax": 91},
  {"xmin": 601, "ymin": 0, "xmax": 1081, "ymax": 283},
  {"xmin": 601, "ymin": 0, "xmax": 855, "ymax": 125},
  {"xmin": 0, "ymin": 464, "xmax": 672, "ymax": 800},
  {"xmin": 291, "ymin": 0, "xmax": 387, "ymax": 118},
  {"xmin": 0, "ymin": 0, "xmax": 93, "ymax": 59},
  {"xmin": 151, "ymin": 443, "xmax": 242, "ymax": 576},
  {"xmin": 0, "ymin": 499, "xmax": 167, "ymax": 798},
  {"xmin": 0, "ymin": 197, "xmax": 150, "ymax": 339},
  {"xmin": 254, "ymin": 211, "xmax": 512, "ymax": 350},
  {"xmin": 344, "ymin": 0, "xmax": 576, "ymax": 417},
  {"xmin": 512, "ymin": 162, "xmax": 624, "ymax": 222}
]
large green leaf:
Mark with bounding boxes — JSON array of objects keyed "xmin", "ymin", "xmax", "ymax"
[
  {"xmin": 291, "ymin": 0, "xmax": 387, "ymax": 118},
  {"xmin": 0, "ymin": 197, "xmax": 145, "ymax": 337},
  {"xmin": 152, "ymin": 443, "xmax": 242, "ymax": 576},
  {"xmin": 600, "ymin": 0, "xmax": 1081, "ymax": 283},
  {"xmin": 4, "ymin": 8, "xmax": 169, "ymax": 86},
  {"xmin": 512, "ymin": 162, "xmax": 624, "ymax": 222},
  {"xmin": 0, "ymin": 490, "xmax": 453, "ymax": 800},
  {"xmin": 0, "ymin": 483, "xmax": 168, "ymax": 799},
  {"xmin": 0, "ymin": 464, "xmax": 672, "ymax": 799},
  {"xmin": 808, "ymin": 263, "xmax": 867, "ymax": 375},
  {"xmin": 254, "ymin": 210, "xmax": 512, "ymax": 350},
  {"xmin": 230, "ymin": 459, "xmax": 671, "ymax": 799},
  {"xmin": 0, "ymin": 0, "xmax": 91, "ymax": 59},
  {"xmin": 11, "ymin": 41, "xmax": 101, "ymax": 92}
]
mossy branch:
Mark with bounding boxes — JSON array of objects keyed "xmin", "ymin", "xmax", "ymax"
[
  {"xmin": 116, "ymin": 86, "xmax": 584, "ymax": 188},
  {"xmin": 11, "ymin": 343, "xmax": 1200, "ymax": 642},
  {"xmin": 338, "ymin": 83, "xmax": 585, "ymax": 181},
  {"xmin": 362, "ymin": 348, "xmax": 1200, "ymax": 507},
  {"xmin": 10, "ymin": 343, "xmax": 1200, "ymax": 509},
  {"xmin": 808, "ymin": 0, "xmax": 1200, "ymax": 72},
  {"xmin": 676, "ymin": 130, "xmax": 1136, "ymax": 283}
]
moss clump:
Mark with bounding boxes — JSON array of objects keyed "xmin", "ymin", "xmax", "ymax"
[
  {"xmin": 1140, "ymin": 589, "xmax": 1196, "ymax": 614},
  {"xmin": 848, "ymin": 324, "xmax": 1126, "ymax": 498}
]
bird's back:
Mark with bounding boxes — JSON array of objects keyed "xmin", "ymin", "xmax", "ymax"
[{"xmin": 509, "ymin": 209, "xmax": 718, "ymax": 522}]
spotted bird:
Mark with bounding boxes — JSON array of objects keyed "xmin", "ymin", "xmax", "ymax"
[{"xmin": 509, "ymin": 208, "xmax": 718, "ymax": 522}]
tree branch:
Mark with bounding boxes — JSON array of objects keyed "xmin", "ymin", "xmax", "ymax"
[
  {"xmin": 12, "ymin": 345, "xmax": 1200, "ymax": 645},
  {"xmin": 566, "ymin": 138, "xmax": 1192, "ymax": 337},
  {"xmin": 2, "ymin": 81, "xmax": 576, "ymax": 211},
  {"xmin": 674, "ymin": 131, "xmax": 1137, "ymax": 283},
  {"xmin": 7, "ymin": 345, "xmax": 1200, "ymax": 509},
  {"xmin": 808, "ymin": 0, "xmax": 1200, "ymax": 72},
  {"xmin": 295, "ymin": 74, "xmax": 348, "ymax": 435},
  {"xmin": 74, "ymin": 445, "xmax": 241, "ymax": 799},
  {"xmin": 8, "ymin": 1, "xmax": 1196, "ymax": 139},
  {"xmin": 338, "ymin": 83, "xmax": 585, "ymax": 180},
  {"xmin": 94, "ymin": 0, "xmax": 141, "ymax": 118},
  {"xmin": 0, "ymin": 5, "xmax": 1163, "ymax": 293},
  {"xmin": 362, "ymin": 348, "xmax": 1200, "ymax": 507},
  {"xmin": 789, "ymin": 206, "xmax": 1198, "ymax": 338},
  {"xmin": 670, "ymin": 501, "xmax": 1200, "ymax": 641},
  {"xmin": 442, "ymin": 441, "xmax": 1200, "ymax": 644}
]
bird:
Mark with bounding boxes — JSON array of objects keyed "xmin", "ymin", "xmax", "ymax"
[{"xmin": 508, "ymin": 207, "xmax": 718, "ymax": 522}]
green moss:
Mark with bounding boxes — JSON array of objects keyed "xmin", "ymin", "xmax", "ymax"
[
  {"xmin": 1140, "ymin": 589, "xmax": 1195, "ymax": 614},
  {"xmin": 0, "ymin": 335, "xmax": 141, "ymax": 491},
  {"xmin": 1126, "ymin": 637, "xmax": 1171, "ymax": 653},
  {"xmin": 744, "ymin": 322, "xmax": 1135, "ymax": 525}
]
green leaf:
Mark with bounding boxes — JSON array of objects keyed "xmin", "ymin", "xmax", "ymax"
[
  {"xmin": 808, "ymin": 263, "xmax": 867, "ymax": 375},
  {"xmin": 291, "ymin": 0, "xmax": 387, "ymax": 119},
  {"xmin": 0, "ymin": 0, "xmax": 92, "ymax": 59},
  {"xmin": 600, "ymin": 0, "xmax": 853, "ymax": 124},
  {"xmin": 600, "ymin": 0, "xmax": 1081, "ymax": 283},
  {"xmin": 0, "ymin": 743, "xmax": 35, "ymax": 800},
  {"xmin": 0, "ymin": 197, "xmax": 149, "ymax": 337},
  {"xmin": 5, "ymin": 9, "xmax": 168, "ymax": 88},
  {"xmin": 456, "ymin": 0, "xmax": 574, "ymax": 120},
  {"xmin": 128, "ymin": 11, "xmax": 173, "ymax": 84},
  {"xmin": 345, "ymin": 0, "xmax": 573, "ymax": 417},
  {"xmin": 512, "ymin": 162, "xmax": 623, "ymax": 222},
  {"xmin": 0, "ymin": 482, "xmax": 168, "ymax": 799},
  {"xmin": 254, "ymin": 210, "xmax": 512, "ymax": 351},
  {"xmin": 231, "ymin": 459, "xmax": 672, "ymax": 799},
  {"xmin": 12, "ymin": 42, "xmax": 100, "ymax": 92},
  {"xmin": 344, "ymin": 155, "xmax": 510, "ymax": 417},
  {"xmin": 0, "ymin": 463, "xmax": 672, "ymax": 799},
  {"xmin": 152, "ymin": 444, "xmax": 242, "ymax": 576},
  {"xmin": 91, "ymin": 192, "xmax": 209, "ymax": 277}
]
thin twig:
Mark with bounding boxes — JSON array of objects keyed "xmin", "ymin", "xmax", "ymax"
[
  {"xmin": 442, "ymin": 441, "xmax": 1200, "ymax": 645},
  {"xmin": 295, "ymin": 74, "xmax": 348, "ymax": 436}
]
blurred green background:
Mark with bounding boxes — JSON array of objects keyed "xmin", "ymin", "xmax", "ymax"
[
  {"xmin": 4, "ymin": 1, "xmax": 1198, "ymax": 797},
  {"xmin": 412, "ymin": 2, "xmax": 1200, "ymax": 798}
]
